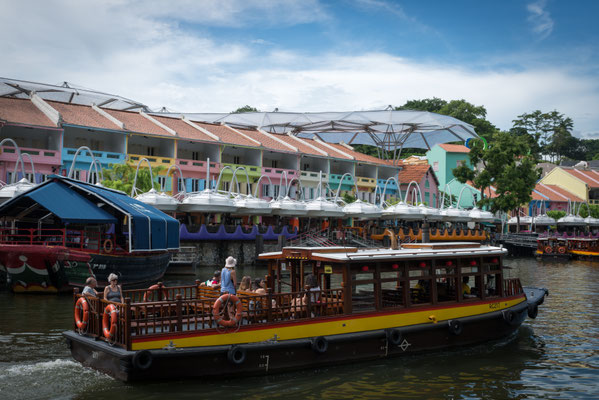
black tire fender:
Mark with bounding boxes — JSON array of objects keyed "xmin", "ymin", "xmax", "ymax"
[
  {"xmin": 386, "ymin": 328, "xmax": 403, "ymax": 345},
  {"xmin": 448, "ymin": 319, "xmax": 463, "ymax": 336},
  {"xmin": 227, "ymin": 345, "xmax": 246, "ymax": 365},
  {"xmin": 132, "ymin": 350, "xmax": 153, "ymax": 371},
  {"xmin": 528, "ymin": 304, "xmax": 539, "ymax": 319},
  {"xmin": 503, "ymin": 310, "xmax": 519, "ymax": 326},
  {"xmin": 311, "ymin": 336, "xmax": 328, "ymax": 354}
]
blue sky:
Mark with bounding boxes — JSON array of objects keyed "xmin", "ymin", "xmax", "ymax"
[{"xmin": 1, "ymin": 0, "xmax": 598, "ymax": 136}]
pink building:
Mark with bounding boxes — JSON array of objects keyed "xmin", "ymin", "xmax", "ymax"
[{"xmin": 397, "ymin": 163, "xmax": 440, "ymax": 207}]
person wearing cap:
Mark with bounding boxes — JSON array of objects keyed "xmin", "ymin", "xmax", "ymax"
[{"xmin": 220, "ymin": 256, "xmax": 237, "ymax": 295}]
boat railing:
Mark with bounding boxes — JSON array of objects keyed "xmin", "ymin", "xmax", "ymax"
[
  {"xmin": 74, "ymin": 285, "xmax": 345, "ymax": 350},
  {"xmin": 503, "ymin": 278, "xmax": 523, "ymax": 297},
  {"xmin": 0, "ymin": 228, "xmax": 117, "ymax": 253},
  {"xmin": 72, "ymin": 293, "xmax": 130, "ymax": 349}
]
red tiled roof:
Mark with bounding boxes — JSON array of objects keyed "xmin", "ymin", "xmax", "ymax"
[
  {"xmin": 275, "ymin": 135, "xmax": 329, "ymax": 157},
  {"xmin": 0, "ymin": 98, "xmax": 55, "ymax": 128},
  {"xmin": 563, "ymin": 168, "xmax": 599, "ymax": 188},
  {"xmin": 190, "ymin": 123, "xmax": 257, "ymax": 147},
  {"xmin": 151, "ymin": 115, "xmax": 217, "ymax": 142},
  {"xmin": 102, "ymin": 109, "xmax": 172, "ymax": 136},
  {"xmin": 534, "ymin": 183, "xmax": 583, "ymax": 202},
  {"xmin": 308, "ymin": 140, "xmax": 353, "ymax": 160},
  {"xmin": 439, "ymin": 144, "xmax": 470, "ymax": 153},
  {"xmin": 398, "ymin": 164, "xmax": 436, "ymax": 185},
  {"xmin": 48, "ymin": 101, "xmax": 125, "ymax": 131},
  {"xmin": 235, "ymin": 127, "xmax": 296, "ymax": 153}
]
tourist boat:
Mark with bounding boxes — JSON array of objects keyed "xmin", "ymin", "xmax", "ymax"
[
  {"xmin": 63, "ymin": 242, "xmax": 547, "ymax": 381},
  {"xmin": 0, "ymin": 175, "xmax": 179, "ymax": 293},
  {"xmin": 536, "ymin": 237, "xmax": 570, "ymax": 258}
]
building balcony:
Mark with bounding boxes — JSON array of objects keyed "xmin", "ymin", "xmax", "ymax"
[
  {"xmin": 262, "ymin": 167, "xmax": 298, "ymax": 182},
  {"xmin": 127, "ymin": 154, "xmax": 174, "ymax": 168},
  {"xmin": 1, "ymin": 145, "xmax": 61, "ymax": 166},
  {"xmin": 329, "ymin": 173, "xmax": 355, "ymax": 190},
  {"xmin": 177, "ymin": 159, "xmax": 220, "ymax": 176},
  {"xmin": 356, "ymin": 176, "xmax": 377, "ymax": 188},
  {"xmin": 299, "ymin": 170, "xmax": 328, "ymax": 183},
  {"xmin": 63, "ymin": 148, "xmax": 126, "ymax": 168},
  {"xmin": 220, "ymin": 163, "xmax": 262, "ymax": 178},
  {"xmin": 377, "ymin": 178, "xmax": 398, "ymax": 193},
  {"xmin": 589, "ymin": 199, "xmax": 599, "ymax": 205}
]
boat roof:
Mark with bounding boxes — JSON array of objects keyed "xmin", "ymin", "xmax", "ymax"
[
  {"xmin": 259, "ymin": 243, "xmax": 507, "ymax": 262},
  {"xmin": 0, "ymin": 175, "xmax": 179, "ymax": 251}
]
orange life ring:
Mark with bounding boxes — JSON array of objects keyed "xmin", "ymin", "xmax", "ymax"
[
  {"xmin": 103, "ymin": 239, "xmax": 114, "ymax": 253},
  {"xmin": 558, "ymin": 246, "xmax": 566, "ymax": 254},
  {"xmin": 102, "ymin": 304, "xmax": 118, "ymax": 339},
  {"xmin": 212, "ymin": 294, "xmax": 243, "ymax": 328},
  {"xmin": 74, "ymin": 297, "xmax": 89, "ymax": 330},
  {"xmin": 143, "ymin": 284, "xmax": 169, "ymax": 301},
  {"xmin": 544, "ymin": 246, "xmax": 553, "ymax": 254}
]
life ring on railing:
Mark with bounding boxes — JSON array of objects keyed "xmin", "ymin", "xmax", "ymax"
[
  {"xmin": 103, "ymin": 239, "xmax": 113, "ymax": 253},
  {"xmin": 143, "ymin": 284, "xmax": 168, "ymax": 301},
  {"xmin": 544, "ymin": 246, "xmax": 553, "ymax": 254},
  {"xmin": 558, "ymin": 246, "xmax": 566, "ymax": 254},
  {"xmin": 213, "ymin": 294, "xmax": 243, "ymax": 328},
  {"xmin": 74, "ymin": 297, "xmax": 89, "ymax": 331},
  {"xmin": 102, "ymin": 304, "xmax": 118, "ymax": 339}
]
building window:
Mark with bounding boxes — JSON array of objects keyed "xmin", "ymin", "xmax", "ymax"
[
  {"xmin": 433, "ymin": 161, "xmax": 439, "ymax": 172},
  {"xmin": 262, "ymin": 184, "xmax": 270, "ymax": 197},
  {"xmin": 273, "ymin": 185, "xmax": 280, "ymax": 199},
  {"xmin": 192, "ymin": 151, "xmax": 200, "ymax": 161},
  {"xmin": 233, "ymin": 156, "xmax": 241, "ymax": 164},
  {"xmin": 147, "ymin": 147, "xmax": 155, "ymax": 156},
  {"xmin": 223, "ymin": 182, "xmax": 230, "ymax": 192},
  {"xmin": 303, "ymin": 163, "xmax": 309, "ymax": 170},
  {"xmin": 425, "ymin": 179, "xmax": 430, "ymax": 188},
  {"xmin": 271, "ymin": 160, "xmax": 278, "ymax": 168},
  {"xmin": 309, "ymin": 188, "xmax": 314, "ymax": 200},
  {"xmin": 157, "ymin": 176, "xmax": 166, "ymax": 190},
  {"xmin": 177, "ymin": 178, "xmax": 185, "ymax": 192},
  {"xmin": 191, "ymin": 179, "xmax": 200, "ymax": 192}
]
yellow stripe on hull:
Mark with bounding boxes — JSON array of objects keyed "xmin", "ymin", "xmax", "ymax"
[
  {"xmin": 570, "ymin": 250, "xmax": 599, "ymax": 256},
  {"xmin": 132, "ymin": 297, "xmax": 525, "ymax": 350}
]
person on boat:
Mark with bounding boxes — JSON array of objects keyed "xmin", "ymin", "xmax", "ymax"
[
  {"xmin": 104, "ymin": 273, "xmax": 124, "ymax": 303},
  {"xmin": 254, "ymin": 278, "xmax": 267, "ymax": 295},
  {"xmin": 200, "ymin": 270, "xmax": 221, "ymax": 287},
  {"xmin": 462, "ymin": 276, "xmax": 471, "ymax": 296},
  {"xmin": 82, "ymin": 277, "xmax": 98, "ymax": 297},
  {"xmin": 307, "ymin": 274, "xmax": 321, "ymax": 304},
  {"xmin": 238, "ymin": 275, "xmax": 252, "ymax": 292},
  {"xmin": 220, "ymin": 256, "xmax": 237, "ymax": 295}
]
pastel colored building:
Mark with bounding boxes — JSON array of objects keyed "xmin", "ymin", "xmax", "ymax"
[
  {"xmin": 397, "ymin": 163, "xmax": 440, "ymax": 207},
  {"xmin": 426, "ymin": 144, "xmax": 475, "ymax": 207},
  {"xmin": 540, "ymin": 167, "xmax": 599, "ymax": 205},
  {"xmin": 529, "ymin": 183, "xmax": 582, "ymax": 215}
]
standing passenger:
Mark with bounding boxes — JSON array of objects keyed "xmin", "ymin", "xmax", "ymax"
[{"xmin": 221, "ymin": 256, "xmax": 237, "ymax": 295}]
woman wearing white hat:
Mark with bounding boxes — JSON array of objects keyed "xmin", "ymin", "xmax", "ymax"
[{"xmin": 220, "ymin": 256, "xmax": 237, "ymax": 295}]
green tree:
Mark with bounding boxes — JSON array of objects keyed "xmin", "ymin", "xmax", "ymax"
[
  {"xmin": 102, "ymin": 163, "xmax": 165, "ymax": 195},
  {"xmin": 453, "ymin": 131, "xmax": 541, "ymax": 231},
  {"xmin": 512, "ymin": 110, "xmax": 574, "ymax": 161},
  {"xmin": 546, "ymin": 210, "xmax": 566, "ymax": 221},
  {"xmin": 232, "ymin": 105, "xmax": 259, "ymax": 113}
]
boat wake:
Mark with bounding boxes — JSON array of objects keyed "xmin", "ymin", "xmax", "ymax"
[{"xmin": 0, "ymin": 359, "xmax": 114, "ymax": 400}]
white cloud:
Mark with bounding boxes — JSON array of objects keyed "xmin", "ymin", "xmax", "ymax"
[
  {"xmin": 1, "ymin": 1, "xmax": 597, "ymax": 137},
  {"xmin": 527, "ymin": 0, "xmax": 554, "ymax": 40}
]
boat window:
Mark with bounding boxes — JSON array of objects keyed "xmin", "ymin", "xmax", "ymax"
[
  {"xmin": 410, "ymin": 277, "xmax": 432, "ymax": 304},
  {"xmin": 484, "ymin": 274, "xmax": 501, "ymax": 297},
  {"xmin": 380, "ymin": 265, "xmax": 405, "ymax": 308},
  {"xmin": 436, "ymin": 277, "xmax": 458, "ymax": 302},
  {"xmin": 462, "ymin": 275, "xmax": 482, "ymax": 300},
  {"xmin": 351, "ymin": 268, "xmax": 375, "ymax": 312}
]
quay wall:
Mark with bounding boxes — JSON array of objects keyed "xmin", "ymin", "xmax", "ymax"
[{"xmin": 181, "ymin": 238, "xmax": 282, "ymax": 270}]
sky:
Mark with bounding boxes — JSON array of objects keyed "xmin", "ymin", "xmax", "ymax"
[{"xmin": 1, "ymin": 0, "xmax": 598, "ymax": 137}]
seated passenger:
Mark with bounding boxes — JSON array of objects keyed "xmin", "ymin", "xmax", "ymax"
[
  {"xmin": 200, "ymin": 270, "xmax": 221, "ymax": 288},
  {"xmin": 462, "ymin": 276, "xmax": 474, "ymax": 298},
  {"xmin": 238, "ymin": 275, "xmax": 252, "ymax": 292},
  {"xmin": 82, "ymin": 276, "xmax": 98, "ymax": 297},
  {"xmin": 254, "ymin": 278, "xmax": 267, "ymax": 295}
]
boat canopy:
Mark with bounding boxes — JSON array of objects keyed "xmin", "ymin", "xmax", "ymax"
[{"xmin": 0, "ymin": 176, "xmax": 179, "ymax": 252}]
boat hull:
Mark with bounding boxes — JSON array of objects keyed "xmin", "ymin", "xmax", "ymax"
[
  {"xmin": 0, "ymin": 244, "xmax": 171, "ymax": 293},
  {"xmin": 64, "ymin": 301, "xmax": 529, "ymax": 382}
]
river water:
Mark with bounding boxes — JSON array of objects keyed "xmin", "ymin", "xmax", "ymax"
[{"xmin": 0, "ymin": 257, "xmax": 597, "ymax": 400}]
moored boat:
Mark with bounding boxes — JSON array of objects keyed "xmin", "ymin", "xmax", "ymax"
[
  {"xmin": 63, "ymin": 242, "xmax": 547, "ymax": 381},
  {"xmin": 0, "ymin": 175, "xmax": 179, "ymax": 293}
]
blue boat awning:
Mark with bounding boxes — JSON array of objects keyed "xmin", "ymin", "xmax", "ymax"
[{"xmin": 25, "ymin": 181, "xmax": 117, "ymax": 224}]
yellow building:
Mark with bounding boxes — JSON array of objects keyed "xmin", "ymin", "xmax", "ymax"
[{"xmin": 540, "ymin": 167, "xmax": 599, "ymax": 205}]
